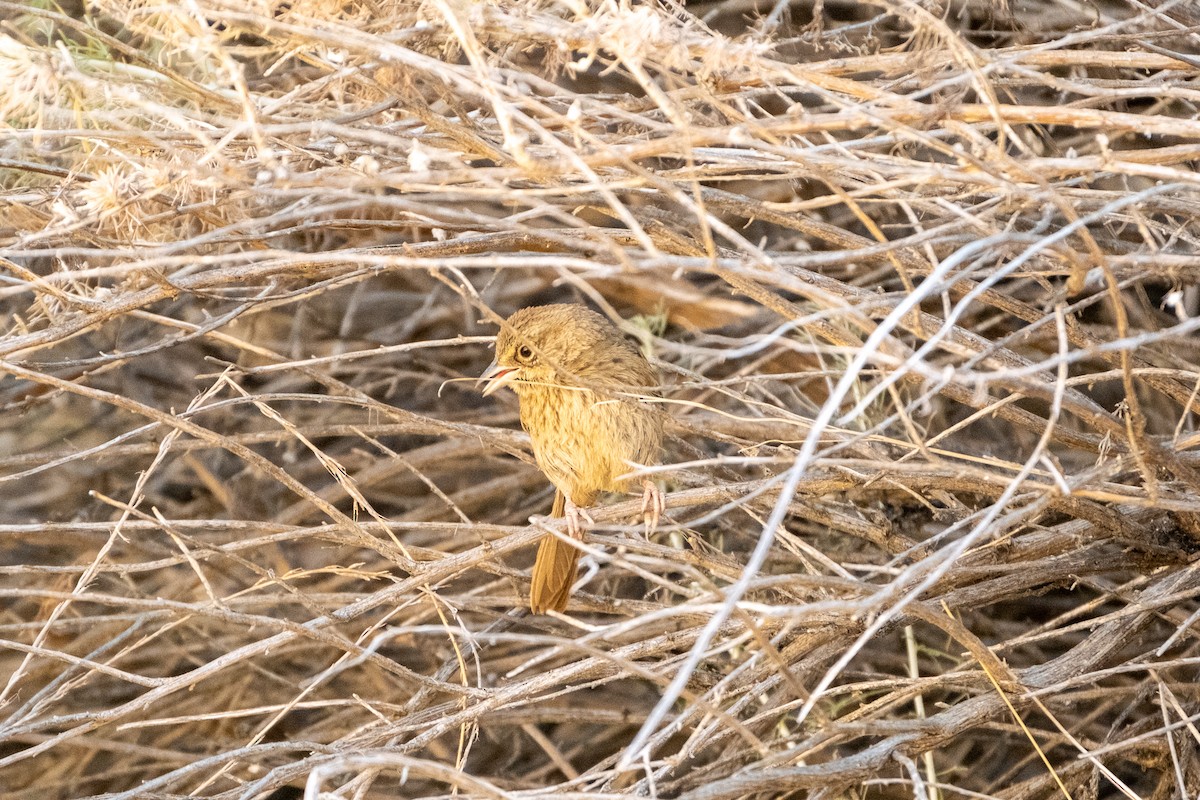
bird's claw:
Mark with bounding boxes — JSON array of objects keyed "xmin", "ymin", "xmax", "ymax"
[
  {"xmin": 564, "ymin": 498, "xmax": 594, "ymax": 540},
  {"xmin": 641, "ymin": 479, "xmax": 664, "ymax": 534}
]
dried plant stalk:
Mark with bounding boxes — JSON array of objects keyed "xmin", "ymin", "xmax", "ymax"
[{"xmin": 2, "ymin": 0, "xmax": 1200, "ymax": 797}]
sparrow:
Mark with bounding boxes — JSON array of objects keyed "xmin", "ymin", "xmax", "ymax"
[{"xmin": 479, "ymin": 304, "xmax": 665, "ymax": 613}]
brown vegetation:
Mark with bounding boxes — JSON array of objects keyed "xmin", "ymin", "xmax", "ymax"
[{"xmin": 2, "ymin": 0, "xmax": 1200, "ymax": 797}]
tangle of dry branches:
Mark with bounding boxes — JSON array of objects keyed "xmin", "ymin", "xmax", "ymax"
[{"xmin": 2, "ymin": 0, "xmax": 1200, "ymax": 797}]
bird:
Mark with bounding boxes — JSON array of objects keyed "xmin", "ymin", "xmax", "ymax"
[{"xmin": 478, "ymin": 304, "xmax": 665, "ymax": 613}]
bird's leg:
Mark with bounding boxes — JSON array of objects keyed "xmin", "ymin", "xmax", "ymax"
[
  {"xmin": 641, "ymin": 479, "xmax": 664, "ymax": 534},
  {"xmin": 563, "ymin": 496, "xmax": 594, "ymax": 540}
]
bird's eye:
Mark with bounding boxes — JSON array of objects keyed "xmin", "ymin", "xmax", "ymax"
[{"xmin": 516, "ymin": 344, "xmax": 534, "ymax": 362}]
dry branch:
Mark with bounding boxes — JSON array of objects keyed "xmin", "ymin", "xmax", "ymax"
[{"xmin": 2, "ymin": 0, "xmax": 1200, "ymax": 798}]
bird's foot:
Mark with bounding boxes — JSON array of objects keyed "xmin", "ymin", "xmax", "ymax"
[
  {"xmin": 564, "ymin": 497, "xmax": 594, "ymax": 540},
  {"xmin": 641, "ymin": 479, "xmax": 665, "ymax": 534}
]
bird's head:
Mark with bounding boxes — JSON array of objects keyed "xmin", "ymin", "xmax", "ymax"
[{"xmin": 478, "ymin": 304, "xmax": 644, "ymax": 397}]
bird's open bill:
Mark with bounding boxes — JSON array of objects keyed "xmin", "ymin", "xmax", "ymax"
[{"xmin": 477, "ymin": 360, "xmax": 519, "ymax": 396}]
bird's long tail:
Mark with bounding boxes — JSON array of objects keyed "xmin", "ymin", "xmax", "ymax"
[{"xmin": 529, "ymin": 490, "xmax": 580, "ymax": 613}]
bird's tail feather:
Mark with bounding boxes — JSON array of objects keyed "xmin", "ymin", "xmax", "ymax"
[{"xmin": 529, "ymin": 490, "xmax": 579, "ymax": 613}]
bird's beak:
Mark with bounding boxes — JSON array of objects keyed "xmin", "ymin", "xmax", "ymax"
[{"xmin": 478, "ymin": 359, "xmax": 519, "ymax": 397}]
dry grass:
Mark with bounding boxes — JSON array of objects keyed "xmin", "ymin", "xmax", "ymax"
[{"xmin": 3, "ymin": 0, "xmax": 1200, "ymax": 797}]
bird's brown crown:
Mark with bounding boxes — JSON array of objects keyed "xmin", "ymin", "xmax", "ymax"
[{"xmin": 493, "ymin": 304, "xmax": 656, "ymax": 392}]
